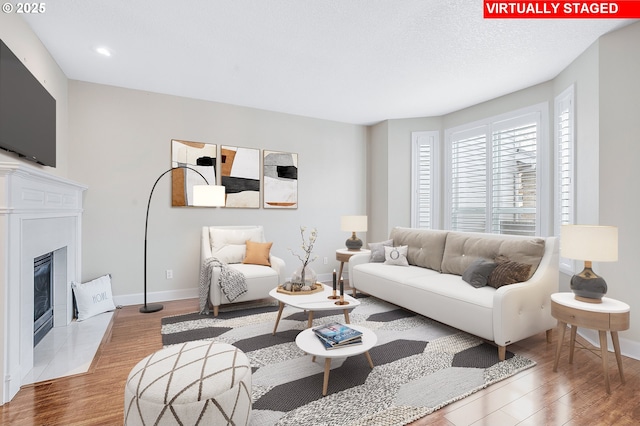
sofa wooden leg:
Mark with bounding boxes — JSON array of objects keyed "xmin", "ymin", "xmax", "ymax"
[
  {"xmin": 546, "ymin": 328, "xmax": 553, "ymax": 343},
  {"xmin": 213, "ymin": 305, "xmax": 219, "ymax": 317},
  {"xmin": 498, "ymin": 345, "xmax": 506, "ymax": 361}
]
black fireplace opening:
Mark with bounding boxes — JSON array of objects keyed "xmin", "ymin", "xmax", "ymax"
[{"xmin": 34, "ymin": 252, "xmax": 54, "ymax": 347}]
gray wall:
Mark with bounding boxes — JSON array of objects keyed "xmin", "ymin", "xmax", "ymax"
[
  {"xmin": 68, "ymin": 81, "xmax": 367, "ymax": 303},
  {"xmin": 367, "ymin": 121, "xmax": 389, "ymax": 242},
  {"xmin": 367, "ymin": 117, "xmax": 441, "ymax": 242},
  {"xmin": 598, "ymin": 22, "xmax": 640, "ymax": 347},
  {"xmin": 553, "ymin": 39, "xmax": 601, "ymax": 292}
]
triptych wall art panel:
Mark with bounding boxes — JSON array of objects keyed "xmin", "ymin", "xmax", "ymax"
[
  {"xmin": 170, "ymin": 140, "xmax": 297, "ymax": 209},
  {"xmin": 221, "ymin": 145, "xmax": 260, "ymax": 208},
  {"xmin": 171, "ymin": 139, "xmax": 217, "ymax": 207},
  {"xmin": 263, "ymin": 150, "xmax": 298, "ymax": 209}
]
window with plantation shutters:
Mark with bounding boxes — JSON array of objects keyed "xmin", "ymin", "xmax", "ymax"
[
  {"xmin": 491, "ymin": 116, "xmax": 538, "ymax": 236},
  {"xmin": 450, "ymin": 131, "xmax": 487, "ymax": 232},
  {"xmin": 411, "ymin": 131, "xmax": 439, "ymax": 229},
  {"xmin": 444, "ymin": 104, "xmax": 547, "ymax": 236},
  {"xmin": 555, "ymin": 85, "xmax": 575, "ymax": 273}
]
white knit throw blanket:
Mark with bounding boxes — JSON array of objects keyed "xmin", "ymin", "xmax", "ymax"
[{"xmin": 199, "ymin": 257, "xmax": 247, "ymax": 315}]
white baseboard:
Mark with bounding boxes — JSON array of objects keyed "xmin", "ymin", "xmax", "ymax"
[
  {"xmin": 113, "ymin": 272, "xmax": 346, "ymax": 308},
  {"xmin": 576, "ymin": 328, "xmax": 640, "ymax": 361},
  {"xmin": 113, "ymin": 288, "xmax": 199, "ymax": 307}
]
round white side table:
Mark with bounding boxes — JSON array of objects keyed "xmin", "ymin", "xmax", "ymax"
[{"xmin": 551, "ymin": 292, "xmax": 630, "ymax": 394}]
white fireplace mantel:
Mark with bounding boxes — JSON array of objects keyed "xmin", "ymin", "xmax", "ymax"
[{"xmin": 0, "ymin": 162, "xmax": 87, "ymax": 404}]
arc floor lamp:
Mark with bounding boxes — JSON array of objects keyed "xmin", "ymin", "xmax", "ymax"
[{"xmin": 141, "ymin": 166, "xmax": 225, "ymax": 313}]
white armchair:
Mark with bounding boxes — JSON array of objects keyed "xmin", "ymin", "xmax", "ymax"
[{"xmin": 201, "ymin": 226, "xmax": 285, "ymax": 316}]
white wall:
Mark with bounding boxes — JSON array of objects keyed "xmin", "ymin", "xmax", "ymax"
[
  {"xmin": 67, "ymin": 81, "xmax": 367, "ymax": 303},
  {"xmin": 0, "ymin": 13, "xmax": 69, "ymax": 176}
]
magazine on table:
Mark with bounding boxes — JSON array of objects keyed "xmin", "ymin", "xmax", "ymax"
[
  {"xmin": 313, "ymin": 322, "xmax": 363, "ymax": 345},
  {"xmin": 315, "ymin": 332, "xmax": 362, "ymax": 350}
]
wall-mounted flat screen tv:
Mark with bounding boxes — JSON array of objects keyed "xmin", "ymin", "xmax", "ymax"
[{"xmin": 0, "ymin": 39, "xmax": 56, "ymax": 167}]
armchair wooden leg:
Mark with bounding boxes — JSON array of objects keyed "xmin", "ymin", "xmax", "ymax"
[
  {"xmin": 546, "ymin": 328, "xmax": 553, "ymax": 343},
  {"xmin": 213, "ymin": 305, "xmax": 219, "ymax": 317},
  {"xmin": 498, "ymin": 345, "xmax": 506, "ymax": 361}
]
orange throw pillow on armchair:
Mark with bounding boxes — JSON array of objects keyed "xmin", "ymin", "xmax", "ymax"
[{"xmin": 242, "ymin": 240, "xmax": 273, "ymax": 266}]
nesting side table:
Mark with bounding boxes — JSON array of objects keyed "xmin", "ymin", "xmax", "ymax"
[{"xmin": 551, "ymin": 292, "xmax": 630, "ymax": 394}]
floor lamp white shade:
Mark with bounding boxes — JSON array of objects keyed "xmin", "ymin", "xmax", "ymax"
[{"xmin": 193, "ymin": 185, "xmax": 226, "ymax": 207}]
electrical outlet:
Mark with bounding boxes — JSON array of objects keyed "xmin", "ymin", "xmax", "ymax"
[
  {"xmin": 323, "ymin": 257, "xmax": 328, "ymax": 265},
  {"xmin": 166, "ymin": 269, "xmax": 173, "ymax": 279}
]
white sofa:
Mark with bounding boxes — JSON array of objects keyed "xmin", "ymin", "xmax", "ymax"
[
  {"xmin": 349, "ymin": 227, "xmax": 559, "ymax": 360},
  {"xmin": 201, "ymin": 226, "xmax": 285, "ymax": 316}
]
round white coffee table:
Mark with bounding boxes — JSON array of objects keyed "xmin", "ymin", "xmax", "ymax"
[
  {"xmin": 295, "ymin": 324, "xmax": 377, "ymax": 396},
  {"xmin": 269, "ymin": 283, "xmax": 360, "ymax": 335}
]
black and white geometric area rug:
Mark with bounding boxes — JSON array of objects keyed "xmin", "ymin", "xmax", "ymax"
[{"xmin": 161, "ymin": 296, "xmax": 535, "ymax": 426}]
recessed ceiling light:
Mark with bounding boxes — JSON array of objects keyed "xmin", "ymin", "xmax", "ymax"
[{"xmin": 94, "ymin": 46, "xmax": 112, "ymax": 57}]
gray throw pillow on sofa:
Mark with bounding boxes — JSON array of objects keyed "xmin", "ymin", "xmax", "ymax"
[
  {"xmin": 368, "ymin": 239, "xmax": 393, "ymax": 262},
  {"xmin": 462, "ymin": 259, "xmax": 498, "ymax": 288}
]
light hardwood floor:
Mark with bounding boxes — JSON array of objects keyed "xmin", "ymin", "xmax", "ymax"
[{"xmin": 1, "ymin": 297, "xmax": 639, "ymax": 425}]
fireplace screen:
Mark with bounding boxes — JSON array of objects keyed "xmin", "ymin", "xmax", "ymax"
[{"xmin": 34, "ymin": 252, "xmax": 54, "ymax": 346}]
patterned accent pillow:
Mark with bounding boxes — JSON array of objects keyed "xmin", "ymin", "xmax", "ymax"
[
  {"xmin": 368, "ymin": 239, "xmax": 393, "ymax": 262},
  {"xmin": 487, "ymin": 256, "xmax": 532, "ymax": 288},
  {"xmin": 384, "ymin": 245, "xmax": 409, "ymax": 266},
  {"xmin": 462, "ymin": 259, "xmax": 498, "ymax": 288}
]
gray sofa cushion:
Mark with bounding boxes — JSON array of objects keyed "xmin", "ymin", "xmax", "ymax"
[
  {"xmin": 441, "ymin": 234, "xmax": 502, "ymax": 275},
  {"xmin": 441, "ymin": 233, "xmax": 545, "ymax": 278},
  {"xmin": 390, "ymin": 227, "xmax": 449, "ymax": 271},
  {"xmin": 497, "ymin": 239, "xmax": 546, "ymax": 278}
]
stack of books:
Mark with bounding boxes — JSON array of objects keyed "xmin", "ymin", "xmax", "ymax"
[{"xmin": 312, "ymin": 322, "xmax": 363, "ymax": 350}]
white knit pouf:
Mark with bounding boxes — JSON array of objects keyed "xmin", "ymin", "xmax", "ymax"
[{"xmin": 124, "ymin": 341, "xmax": 252, "ymax": 425}]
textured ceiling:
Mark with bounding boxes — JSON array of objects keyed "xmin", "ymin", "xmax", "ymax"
[{"xmin": 21, "ymin": 1, "xmax": 635, "ymax": 124}]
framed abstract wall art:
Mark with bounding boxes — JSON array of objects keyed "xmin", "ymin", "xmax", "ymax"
[
  {"xmin": 263, "ymin": 150, "xmax": 298, "ymax": 209},
  {"xmin": 220, "ymin": 145, "xmax": 260, "ymax": 208},
  {"xmin": 171, "ymin": 139, "xmax": 217, "ymax": 206}
]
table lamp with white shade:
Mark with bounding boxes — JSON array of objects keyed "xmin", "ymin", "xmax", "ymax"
[
  {"xmin": 561, "ymin": 224, "xmax": 618, "ymax": 303},
  {"xmin": 341, "ymin": 215, "xmax": 367, "ymax": 251}
]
